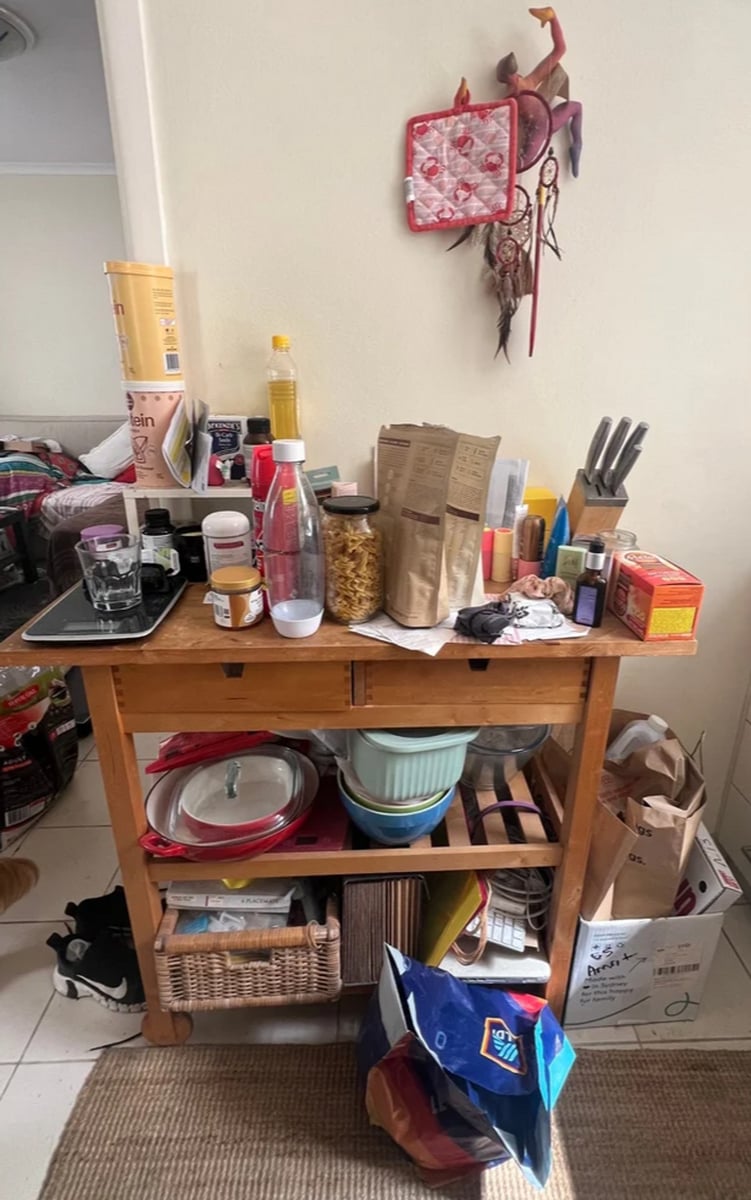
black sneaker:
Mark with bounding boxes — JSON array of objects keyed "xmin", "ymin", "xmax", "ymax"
[
  {"xmin": 47, "ymin": 931, "xmax": 146, "ymax": 1012},
  {"xmin": 64, "ymin": 885, "xmax": 131, "ymax": 942}
]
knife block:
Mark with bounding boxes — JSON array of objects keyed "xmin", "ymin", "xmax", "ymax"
[{"xmin": 567, "ymin": 471, "xmax": 628, "ymax": 537}]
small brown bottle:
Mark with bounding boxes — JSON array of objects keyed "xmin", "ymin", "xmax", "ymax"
[{"xmin": 573, "ymin": 538, "xmax": 607, "ymax": 627}]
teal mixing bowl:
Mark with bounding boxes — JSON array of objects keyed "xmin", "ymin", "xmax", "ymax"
[{"xmin": 338, "ymin": 770, "xmax": 456, "ymax": 845}]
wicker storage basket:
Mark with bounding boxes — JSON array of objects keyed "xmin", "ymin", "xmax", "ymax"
[{"xmin": 154, "ymin": 898, "xmax": 341, "ymax": 1011}]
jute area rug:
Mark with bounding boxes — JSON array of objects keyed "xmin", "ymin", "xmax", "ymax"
[{"xmin": 40, "ymin": 1044, "xmax": 751, "ymax": 1199}]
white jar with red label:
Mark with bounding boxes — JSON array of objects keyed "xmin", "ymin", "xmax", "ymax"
[{"xmin": 201, "ymin": 511, "xmax": 252, "ymax": 575}]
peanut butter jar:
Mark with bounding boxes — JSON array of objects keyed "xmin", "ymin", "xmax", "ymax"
[{"xmin": 210, "ymin": 566, "xmax": 264, "ymax": 630}]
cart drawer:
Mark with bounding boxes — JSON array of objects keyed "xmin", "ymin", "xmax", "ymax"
[
  {"xmin": 355, "ymin": 658, "xmax": 588, "ymax": 724},
  {"xmin": 114, "ymin": 662, "xmax": 352, "ymax": 718}
]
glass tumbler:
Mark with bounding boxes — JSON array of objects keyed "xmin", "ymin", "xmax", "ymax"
[{"xmin": 76, "ymin": 534, "xmax": 143, "ymax": 613}]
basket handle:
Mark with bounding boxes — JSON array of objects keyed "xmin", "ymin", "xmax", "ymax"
[{"xmin": 156, "ymin": 911, "xmax": 327, "ymax": 955}]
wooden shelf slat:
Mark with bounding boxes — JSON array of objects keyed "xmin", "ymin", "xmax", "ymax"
[
  {"xmin": 509, "ymin": 771, "xmax": 549, "ymax": 844},
  {"xmin": 147, "ymin": 839, "xmax": 563, "ymax": 882},
  {"xmin": 145, "ymin": 780, "xmax": 561, "ymax": 882}
]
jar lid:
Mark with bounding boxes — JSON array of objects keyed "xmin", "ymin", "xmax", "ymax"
[
  {"xmin": 144, "ymin": 508, "xmax": 171, "ymax": 524},
  {"xmin": 322, "ymin": 495, "xmax": 380, "ymax": 515},
  {"xmin": 211, "ymin": 566, "xmax": 261, "ymax": 592},
  {"xmin": 201, "ymin": 511, "xmax": 251, "ymax": 535}
]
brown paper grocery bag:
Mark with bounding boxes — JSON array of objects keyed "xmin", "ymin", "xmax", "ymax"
[
  {"xmin": 611, "ymin": 746, "xmax": 705, "ymax": 918},
  {"xmin": 541, "ymin": 740, "xmax": 638, "ymax": 921}
]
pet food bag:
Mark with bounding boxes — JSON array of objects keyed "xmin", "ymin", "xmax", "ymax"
[
  {"xmin": 357, "ymin": 946, "xmax": 574, "ymax": 1188},
  {"xmin": 0, "ymin": 666, "xmax": 78, "ymax": 848}
]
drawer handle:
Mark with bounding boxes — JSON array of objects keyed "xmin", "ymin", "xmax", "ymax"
[
  {"xmin": 468, "ymin": 659, "xmax": 490, "ymax": 673},
  {"xmin": 221, "ymin": 662, "xmax": 245, "ymax": 678}
]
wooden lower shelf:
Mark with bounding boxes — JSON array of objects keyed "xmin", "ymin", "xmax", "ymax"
[{"xmin": 146, "ymin": 770, "xmax": 562, "ymax": 882}]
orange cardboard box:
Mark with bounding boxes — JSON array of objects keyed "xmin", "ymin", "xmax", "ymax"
[{"xmin": 609, "ymin": 551, "xmax": 703, "ymax": 641}]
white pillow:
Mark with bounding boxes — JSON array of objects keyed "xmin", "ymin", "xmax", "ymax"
[{"xmin": 79, "ymin": 423, "xmax": 133, "ymax": 479}]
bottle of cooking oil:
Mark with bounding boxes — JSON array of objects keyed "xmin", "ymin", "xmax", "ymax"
[{"xmin": 267, "ymin": 334, "xmax": 300, "ymax": 440}]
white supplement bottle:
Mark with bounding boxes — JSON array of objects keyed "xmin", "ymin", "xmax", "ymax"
[{"xmin": 201, "ymin": 511, "xmax": 253, "ymax": 575}]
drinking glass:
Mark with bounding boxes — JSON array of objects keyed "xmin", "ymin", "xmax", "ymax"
[{"xmin": 76, "ymin": 535, "xmax": 142, "ymax": 613}]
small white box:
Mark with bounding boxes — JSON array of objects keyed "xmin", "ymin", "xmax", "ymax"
[
  {"xmin": 673, "ymin": 822, "xmax": 742, "ymax": 915},
  {"xmin": 564, "ymin": 912, "xmax": 724, "ymax": 1029}
]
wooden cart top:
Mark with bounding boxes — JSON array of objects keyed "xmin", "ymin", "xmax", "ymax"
[{"xmin": 0, "ymin": 585, "xmax": 698, "ymax": 667}]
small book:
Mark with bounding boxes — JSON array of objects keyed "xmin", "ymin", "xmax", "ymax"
[{"xmin": 166, "ymin": 878, "xmax": 297, "ymax": 912}]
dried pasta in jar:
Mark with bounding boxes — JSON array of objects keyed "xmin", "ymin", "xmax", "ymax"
[{"xmin": 322, "ymin": 496, "xmax": 383, "ymax": 624}]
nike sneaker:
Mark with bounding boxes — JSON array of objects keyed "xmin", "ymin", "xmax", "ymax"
[
  {"xmin": 47, "ymin": 931, "xmax": 146, "ymax": 1013},
  {"xmin": 64, "ymin": 885, "xmax": 131, "ymax": 943}
]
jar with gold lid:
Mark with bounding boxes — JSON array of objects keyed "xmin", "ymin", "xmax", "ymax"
[{"xmin": 210, "ymin": 566, "xmax": 264, "ymax": 630}]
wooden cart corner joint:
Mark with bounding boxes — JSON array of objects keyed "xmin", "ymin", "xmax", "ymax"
[{"xmin": 0, "ymin": 586, "xmax": 696, "ymax": 1043}]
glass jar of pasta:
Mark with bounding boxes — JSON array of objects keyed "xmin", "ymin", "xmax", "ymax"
[{"xmin": 322, "ymin": 496, "xmax": 383, "ymax": 624}]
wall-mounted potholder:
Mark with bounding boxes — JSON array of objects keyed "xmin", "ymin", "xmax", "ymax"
[{"xmin": 405, "ymin": 91, "xmax": 517, "ymax": 233}]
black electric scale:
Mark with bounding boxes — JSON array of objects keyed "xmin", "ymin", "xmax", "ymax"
[{"xmin": 23, "ymin": 576, "xmax": 187, "ymax": 643}]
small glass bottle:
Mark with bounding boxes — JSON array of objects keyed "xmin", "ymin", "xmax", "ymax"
[
  {"xmin": 596, "ymin": 529, "xmax": 638, "ymax": 581},
  {"xmin": 242, "ymin": 416, "xmax": 272, "ymax": 481},
  {"xmin": 573, "ymin": 538, "xmax": 607, "ymax": 627},
  {"xmin": 141, "ymin": 508, "xmax": 175, "ymax": 553},
  {"xmin": 322, "ymin": 496, "xmax": 383, "ymax": 624}
]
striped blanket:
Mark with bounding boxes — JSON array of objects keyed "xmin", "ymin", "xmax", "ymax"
[{"xmin": 0, "ymin": 451, "xmax": 103, "ymax": 518}]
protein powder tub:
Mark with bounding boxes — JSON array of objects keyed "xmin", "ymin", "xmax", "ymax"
[
  {"xmin": 202, "ymin": 511, "xmax": 252, "ymax": 574},
  {"xmin": 210, "ymin": 566, "xmax": 264, "ymax": 629}
]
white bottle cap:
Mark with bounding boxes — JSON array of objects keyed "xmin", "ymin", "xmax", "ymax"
[
  {"xmin": 272, "ymin": 438, "xmax": 305, "ymax": 463},
  {"xmin": 647, "ymin": 714, "xmax": 668, "ymax": 735},
  {"xmin": 201, "ymin": 511, "xmax": 250, "ymax": 536}
]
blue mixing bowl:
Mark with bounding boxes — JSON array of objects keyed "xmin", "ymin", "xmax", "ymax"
[{"xmin": 338, "ymin": 771, "xmax": 456, "ymax": 845}]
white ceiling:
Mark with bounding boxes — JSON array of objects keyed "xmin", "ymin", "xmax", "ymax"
[{"xmin": 0, "ymin": 0, "xmax": 114, "ymax": 167}]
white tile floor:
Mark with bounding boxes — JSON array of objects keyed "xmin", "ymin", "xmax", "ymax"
[{"xmin": 2, "ymin": 734, "xmax": 751, "ymax": 1199}]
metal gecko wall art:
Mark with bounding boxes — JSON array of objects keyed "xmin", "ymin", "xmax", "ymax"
[{"xmin": 403, "ymin": 6, "xmax": 582, "ymax": 360}]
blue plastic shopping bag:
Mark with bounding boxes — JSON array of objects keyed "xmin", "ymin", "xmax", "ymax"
[{"xmin": 358, "ymin": 946, "xmax": 575, "ymax": 1188}]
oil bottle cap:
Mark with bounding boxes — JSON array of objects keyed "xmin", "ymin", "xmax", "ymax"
[{"xmin": 271, "ymin": 334, "xmax": 290, "ymax": 350}]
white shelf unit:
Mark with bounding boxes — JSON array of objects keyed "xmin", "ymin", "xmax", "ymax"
[{"xmin": 122, "ymin": 486, "xmax": 252, "ymax": 535}]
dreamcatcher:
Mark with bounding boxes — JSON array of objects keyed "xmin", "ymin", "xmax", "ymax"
[
  {"xmin": 404, "ymin": 6, "xmax": 579, "ymax": 360},
  {"xmin": 448, "ymin": 90, "xmax": 561, "ymax": 359}
]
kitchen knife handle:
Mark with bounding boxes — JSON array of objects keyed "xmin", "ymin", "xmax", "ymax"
[{"xmin": 600, "ymin": 417, "xmax": 632, "ymax": 488}]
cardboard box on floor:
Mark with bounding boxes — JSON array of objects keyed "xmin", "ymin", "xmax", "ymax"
[
  {"xmin": 673, "ymin": 823, "xmax": 743, "ymax": 915},
  {"xmin": 543, "ymin": 710, "xmax": 706, "ymax": 920},
  {"xmin": 564, "ymin": 912, "xmax": 724, "ymax": 1028}
]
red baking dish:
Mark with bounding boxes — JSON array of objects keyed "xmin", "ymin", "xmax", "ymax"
[
  {"xmin": 140, "ymin": 750, "xmax": 318, "ymax": 861},
  {"xmin": 179, "ymin": 746, "xmax": 303, "ymax": 842}
]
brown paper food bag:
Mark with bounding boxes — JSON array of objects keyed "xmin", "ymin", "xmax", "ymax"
[
  {"xmin": 376, "ymin": 425, "xmax": 500, "ymax": 627},
  {"xmin": 542, "ymin": 739, "xmax": 638, "ymax": 922},
  {"xmin": 609, "ymin": 735, "xmax": 705, "ymax": 919}
]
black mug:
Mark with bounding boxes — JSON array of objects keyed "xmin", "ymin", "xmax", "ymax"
[{"xmin": 174, "ymin": 524, "xmax": 208, "ymax": 583}]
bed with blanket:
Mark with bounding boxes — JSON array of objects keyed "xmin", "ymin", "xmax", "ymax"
[{"xmin": 1, "ymin": 416, "xmax": 134, "ymax": 591}]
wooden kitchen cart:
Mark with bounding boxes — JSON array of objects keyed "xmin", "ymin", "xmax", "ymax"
[{"xmin": 0, "ymin": 586, "xmax": 696, "ymax": 1044}]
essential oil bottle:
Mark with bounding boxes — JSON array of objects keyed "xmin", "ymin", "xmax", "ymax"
[{"xmin": 573, "ymin": 538, "xmax": 607, "ymax": 627}]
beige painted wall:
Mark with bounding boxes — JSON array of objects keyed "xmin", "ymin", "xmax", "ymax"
[
  {"xmin": 132, "ymin": 0, "xmax": 751, "ymax": 822},
  {"xmin": 0, "ymin": 174, "xmax": 125, "ymax": 418}
]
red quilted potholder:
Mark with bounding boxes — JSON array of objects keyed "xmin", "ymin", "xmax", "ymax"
[{"xmin": 405, "ymin": 97, "xmax": 518, "ymax": 233}]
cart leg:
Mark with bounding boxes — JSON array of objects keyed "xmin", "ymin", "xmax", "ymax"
[
  {"xmin": 546, "ymin": 656, "xmax": 619, "ymax": 1020},
  {"xmin": 83, "ymin": 666, "xmax": 192, "ymax": 1046}
]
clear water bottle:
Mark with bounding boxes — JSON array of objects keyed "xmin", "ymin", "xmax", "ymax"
[{"xmin": 264, "ymin": 439, "xmax": 324, "ymax": 638}]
